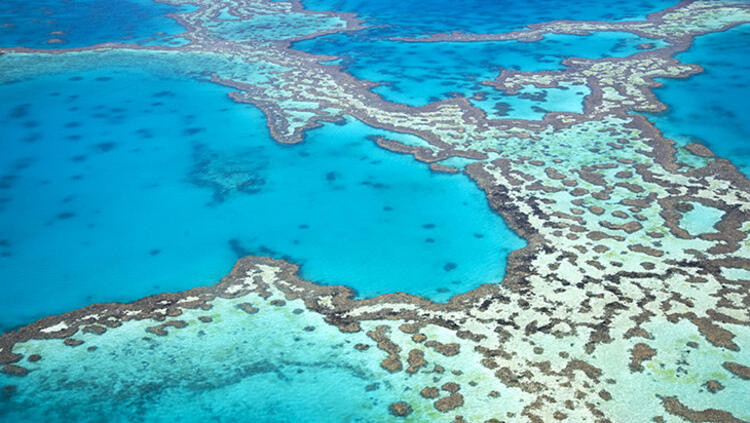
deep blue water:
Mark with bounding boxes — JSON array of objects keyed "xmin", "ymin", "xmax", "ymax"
[
  {"xmin": 644, "ymin": 24, "xmax": 750, "ymax": 177},
  {"xmin": 0, "ymin": 68, "xmax": 524, "ymax": 330},
  {"xmin": 300, "ymin": 0, "xmax": 678, "ymax": 37},
  {"xmin": 0, "ymin": 0, "xmax": 189, "ymax": 48},
  {"xmin": 294, "ymin": 31, "xmax": 666, "ymax": 116}
]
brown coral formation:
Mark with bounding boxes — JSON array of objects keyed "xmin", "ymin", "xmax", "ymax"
[
  {"xmin": 389, "ymin": 401, "xmax": 413, "ymax": 417},
  {"xmin": 629, "ymin": 343, "xmax": 657, "ymax": 372},
  {"xmin": 434, "ymin": 393, "xmax": 464, "ymax": 412},
  {"xmin": 367, "ymin": 326, "xmax": 403, "ymax": 372}
]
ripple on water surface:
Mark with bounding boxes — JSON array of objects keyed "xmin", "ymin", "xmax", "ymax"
[
  {"xmin": 0, "ymin": 0, "xmax": 190, "ymax": 48},
  {"xmin": 300, "ymin": 0, "xmax": 678, "ymax": 37},
  {"xmin": 0, "ymin": 69, "xmax": 524, "ymax": 329}
]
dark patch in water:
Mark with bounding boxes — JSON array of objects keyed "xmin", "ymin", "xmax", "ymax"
[
  {"xmin": 184, "ymin": 127, "xmax": 204, "ymax": 136},
  {"xmin": 13, "ymin": 158, "xmax": 33, "ymax": 171},
  {"xmin": 68, "ymin": 76, "xmax": 83, "ymax": 81},
  {"xmin": 383, "ymin": 206, "xmax": 393, "ymax": 211},
  {"xmin": 474, "ymin": 233, "xmax": 484, "ymax": 238},
  {"xmin": 95, "ymin": 76, "xmax": 111, "ymax": 82},
  {"xmin": 492, "ymin": 102, "xmax": 511, "ymax": 116},
  {"xmin": 23, "ymin": 133, "xmax": 41, "ymax": 143},
  {"xmin": 443, "ymin": 262, "xmax": 457, "ymax": 272},
  {"xmin": 425, "ymin": 238, "xmax": 435, "ymax": 243},
  {"xmin": 257, "ymin": 245, "xmax": 277, "ymax": 256},
  {"xmin": 61, "ymin": 195, "xmax": 75, "ymax": 203},
  {"xmin": 65, "ymin": 121, "xmax": 81, "ymax": 129},
  {"xmin": 136, "ymin": 129, "xmax": 153, "ymax": 139},
  {"xmin": 66, "ymin": 135, "xmax": 82, "ymax": 141},
  {"xmin": 23, "ymin": 121, "xmax": 39, "ymax": 128},
  {"xmin": 8, "ymin": 104, "xmax": 30, "ymax": 119},
  {"xmin": 299, "ymin": 224, "xmax": 309, "ymax": 229},
  {"xmin": 228, "ymin": 238, "xmax": 250, "ymax": 258},
  {"xmin": 422, "ymin": 223, "xmax": 436, "ymax": 229},
  {"xmin": 57, "ymin": 212, "xmax": 75, "ymax": 220},
  {"xmin": 325, "ymin": 171, "xmax": 337, "ymax": 181},
  {"xmin": 149, "ymin": 249, "xmax": 161, "ymax": 256},
  {"xmin": 153, "ymin": 91, "xmax": 175, "ymax": 97},
  {"xmin": 237, "ymin": 178, "xmax": 265, "ymax": 195},
  {"xmin": 0, "ymin": 175, "xmax": 16, "ymax": 189},
  {"xmin": 70, "ymin": 155, "xmax": 87, "ymax": 162},
  {"xmin": 96, "ymin": 142, "xmax": 117, "ymax": 152}
]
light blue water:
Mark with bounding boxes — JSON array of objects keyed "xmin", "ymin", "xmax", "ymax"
[
  {"xmin": 0, "ymin": 0, "xmax": 189, "ymax": 48},
  {"xmin": 644, "ymin": 24, "xmax": 750, "ymax": 177},
  {"xmin": 0, "ymin": 68, "xmax": 524, "ymax": 330},
  {"xmin": 679, "ymin": 202, "xmax": 724, "ymax": 236},
  {"xmin": 293, "ymin": 32, "xmax": 665, "ymax": 114},
  {"xmin": 471, "ymin": 82, "xmax": 591, "ymax": 120},
  {"xmin": 300, "ymin": 0, "xmax": 678, "ymax": 37},
  {"xmin": 0, "ymin": 293, "xmax": 410, "ymax": 422}
]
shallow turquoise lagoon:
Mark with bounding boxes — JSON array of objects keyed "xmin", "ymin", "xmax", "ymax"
[
  {"xmin": 645, "ymin": 24, "xmax": 750, "ymax": 176},
  {"xmin": 294, "ymin": 32, "xmax": 664, "ymax": 115},
  {"xmin": 0, "ymin": 68, "xmax": 524, "ymax": 330},
  {"xmin": 300, "ymin": 0, "xmax": 678, "ymax": 37},
  {"xmin": 679, "ymin": 202, "xmax": 724, "ymax": 236},
  {"xmin": 0, "ymin": 0, "xmax": 189, "ymax": 49},
  {"xmin": 0, "ymin": 293, "xmax": 411, "ymax": 422}
]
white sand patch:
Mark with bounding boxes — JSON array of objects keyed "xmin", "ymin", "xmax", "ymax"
[{"xmin": 40, "ymin": 321, "xmax": 68, "ymax": 333}]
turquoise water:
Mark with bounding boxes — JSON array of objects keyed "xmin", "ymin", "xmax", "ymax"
[
  {"xmin": 0, "ymin": 68, "xmax": 523, "ymax": 330},
  {"xmin": 471, "ymin": 82, "xmax": 590, "ymax": 120},
  {"xmin": 0, "ymin": 0, "xmax": 189, "ymax": 48},
  {"xmin": 293, "ymin": 32, "xmax": 665, "ymax": 114},
  {"xmin": 0, "ymin": 285, "xmax": 510, "ymax": 422},
  {"xmin": 645, "ymin": 24, "xmax": 750, "ymax": 176},
  {"xmin": 0, "ymin": 292, "xmax": 409, "ymax": 422},
  {"xmin": 300, "ymin": 0, "xmax": 678, "ymax": 37},
  {"xmin": 679, "ymin": 202, "xmax": 724, "ymax": 236}
]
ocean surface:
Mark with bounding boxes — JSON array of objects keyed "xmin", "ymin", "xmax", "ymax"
[
  {"xmin": 0, "ymin": 68, "xmax": 523, "ymax": 331},
  {"xmin": 644, "ymin": 24, "xmax": 750, "ymax": 176},
  {"xmin": 0, "ymin": 0, "xmax": 190, "ymax": 48},
  {"xmin": 300, "ymin": 0, "xmax": 678, "ymax": 37}
]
